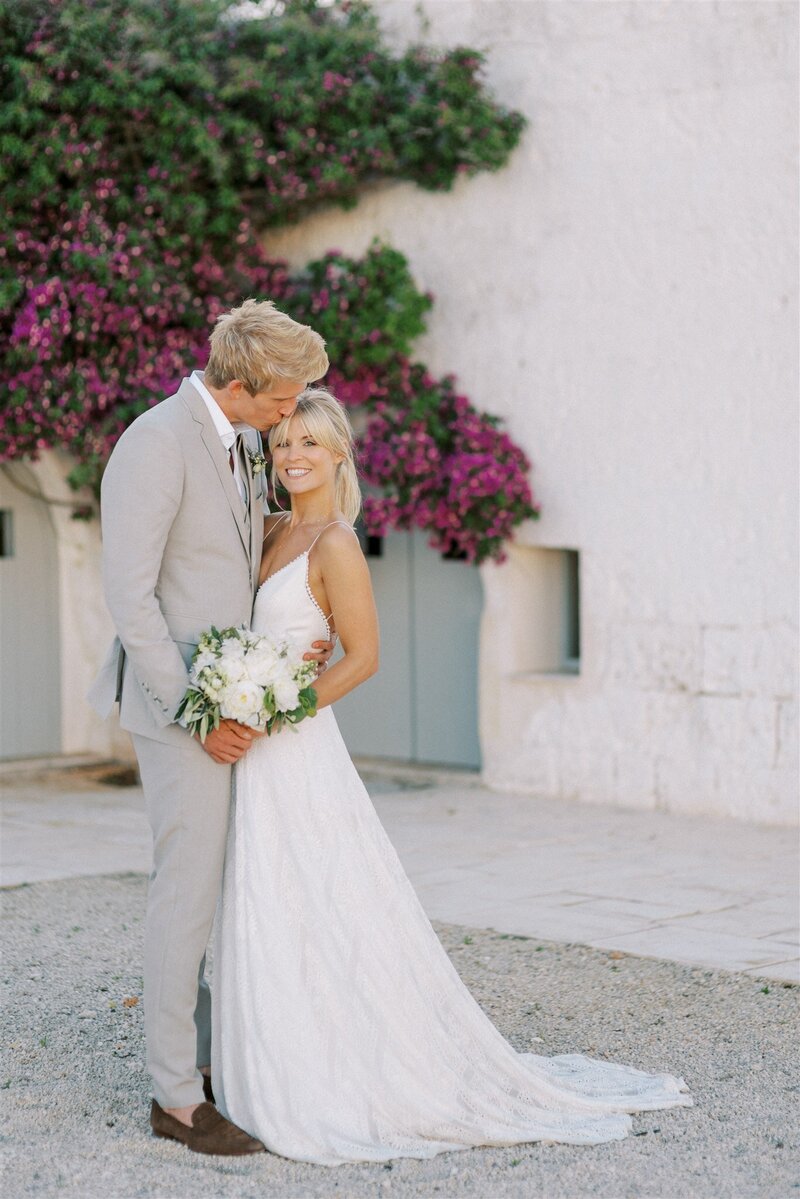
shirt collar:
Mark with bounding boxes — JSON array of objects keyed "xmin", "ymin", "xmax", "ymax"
[
  {"xmin": 191, "ymin": 370, "xmax": 236, "ymax": 449},
  {"xmin": 190, "ymin": 370, "xmax": 253, "ymax": 448}
]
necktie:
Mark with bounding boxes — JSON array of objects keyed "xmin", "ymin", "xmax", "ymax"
[{"xmin": 234, "ymin": 433, "xmax": 251, "ymax": 514}]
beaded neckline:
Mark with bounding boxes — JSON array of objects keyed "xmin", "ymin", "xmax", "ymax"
[
  {"xmin": 255, "ymin": 551, "xmax": 331, "ymax": 638},
  {"xmin": 256, "ymin": 550, "xmax": 308, "ymax": 592}
]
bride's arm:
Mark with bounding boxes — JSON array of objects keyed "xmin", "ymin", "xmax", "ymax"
[{"xmin": 309, "ymin": 528, "xmax": 379, "ymax": 709}]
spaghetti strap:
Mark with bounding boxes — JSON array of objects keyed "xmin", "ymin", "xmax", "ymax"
[
  {"xmin": 307, "ymin": 520, "xmax": 356, "ymax": 553},
  {"xmin": 262, "ymin": 512, "xmax": 290, "ymax": 544}
]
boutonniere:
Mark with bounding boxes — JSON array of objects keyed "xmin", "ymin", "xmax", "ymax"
[{"xmin": 247, "ymin": 448, "xmax": 268, "ymax": 475}]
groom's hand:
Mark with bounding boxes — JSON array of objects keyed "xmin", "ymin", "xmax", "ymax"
[
  {"xmin": 304, "ymin": 638, "xmax": 335, "ymax": 676},
  {"xmin": 200, "ymin": 719, "xmax": 264, "ymax": 764}
]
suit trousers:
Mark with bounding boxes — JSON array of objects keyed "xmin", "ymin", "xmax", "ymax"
[{"xmin": 132, "ymin": 731, "xmax": 233, "ymax": 1109}]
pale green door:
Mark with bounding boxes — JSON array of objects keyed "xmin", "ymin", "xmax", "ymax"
[{"xmin": 334, "ymin": 530, "xmax": 482, "ymax": 768}]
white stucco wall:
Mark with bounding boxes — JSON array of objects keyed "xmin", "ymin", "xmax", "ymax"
[
  {"xmin": 264, "ymin": 0, "xmax": 798, "ymax": 823},
  {"xmin": 25, "ymin": 453, "xmax": 132, "ymax": 761}
]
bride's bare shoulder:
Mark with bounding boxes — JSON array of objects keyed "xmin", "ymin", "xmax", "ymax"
[{"xmin": 313, "ymin": 521, "xmax": 364, "ymax": 568}]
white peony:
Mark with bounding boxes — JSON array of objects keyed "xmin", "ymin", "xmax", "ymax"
[
  {"xmin": 272, "ymin": 671, "xmax": 301, "ymax": 713},
  {"xmin": 244, "ymin": 645, "xmax": 282, "ymax": 688},
  {"xmin": 178, "ymin": 624, "xmax": 319, "ymax": 741},
  {"xmin": 219, "ymin": 635, "xmax": 246, "ymax": 659},
  {"xmin": 218, "ymin": 652, "xmax": 247, "ymax": 683},
  {"xmin": 280, "ymin": 641, "xmax": 305, "ymax": 668},
  {"xmin": 220, "ymin": 680, "xmax": 264, "ymax": 726}
]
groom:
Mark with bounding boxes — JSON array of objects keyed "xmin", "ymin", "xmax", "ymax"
[{"xmin": 89, "ymin": 299, "xmax": 330, "ymax": 1154}]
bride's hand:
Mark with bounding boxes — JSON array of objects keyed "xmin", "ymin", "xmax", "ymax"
[
  {"xmin": 199, "ymin": 719, "xmax": 265, "ymax": 764},
  {"xmin": 304, "ymin": 637, "xmax": 335, "ymax": 676}
]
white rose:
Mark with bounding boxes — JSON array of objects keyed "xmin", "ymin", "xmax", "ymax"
[{"xmin": 220, "ymin": 680, "xmax": 264, "ymax": 725}]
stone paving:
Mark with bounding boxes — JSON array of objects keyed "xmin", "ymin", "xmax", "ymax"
[{"xmin": 2, "ymin": 758, "xmax": 797, "ymax": 981}]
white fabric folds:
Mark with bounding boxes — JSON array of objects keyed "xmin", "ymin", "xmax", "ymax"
[{"xmin": 212, "ymin": 552, "xmax": 692, "ymax": 1165}]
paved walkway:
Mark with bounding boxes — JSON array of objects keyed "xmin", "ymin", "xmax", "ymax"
[{"xmin": 2, "ymin": 758, "xmax": 797, "ymax": 981}]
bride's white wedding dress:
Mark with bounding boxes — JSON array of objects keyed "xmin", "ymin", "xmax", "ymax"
[{"xmin": 212, "ymin": 533, "xmax": 692, "ymax": 1165}]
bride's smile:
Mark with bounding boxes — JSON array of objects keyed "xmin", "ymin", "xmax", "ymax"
[{"xmin": 273, "ymin": 419, "xmax": 344, "ymax": 503}]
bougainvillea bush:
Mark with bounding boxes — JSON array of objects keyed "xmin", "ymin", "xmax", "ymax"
[
  {"xmin": 286, "ymin": 244, "xmax": 539, "ymax": 563},
  {"xmin": 0, "ymin": 0, "xmax": 537, "ymax": 562},
  {"xmin": 356, "ymin": 361, "xmax": 539, "ymax": 564}
]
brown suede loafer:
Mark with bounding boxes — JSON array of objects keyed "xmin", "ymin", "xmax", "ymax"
[
  {"xmin": 150, "ymin": 1100, "xmax": 264, "ymax": 1155},
  {"xmin": 202, "ymin": 1074, "xmax": 215, "ymax": 1104}
]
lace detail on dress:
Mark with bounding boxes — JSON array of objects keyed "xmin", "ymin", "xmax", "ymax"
[
  {"xmin": 212, "ymin": 551, "xmax": 692, "ymax": 1166},
  {"xmin": 302, "ymin": 558, "xmax": 331, "ymax": 639}
]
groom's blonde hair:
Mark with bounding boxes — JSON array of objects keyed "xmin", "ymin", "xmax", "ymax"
[{"xmin": 205, "ymin": 299, "xmax": 329, "ymax": 395}]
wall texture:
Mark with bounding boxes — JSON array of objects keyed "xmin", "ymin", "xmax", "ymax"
[
  {"xmin": 24, "ymin": 454, "xmax": 131, "ymax": 761},
  {"xmin": 265, "ymin": 0, "xmax": 798, "ymax": 823}
]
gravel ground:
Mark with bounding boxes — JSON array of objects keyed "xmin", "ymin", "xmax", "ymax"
[{"xmin": 1, "ymin": 873, "xmax": 798, "ymax": 1199}]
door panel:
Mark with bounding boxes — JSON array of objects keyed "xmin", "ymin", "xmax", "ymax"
[
  {"xmin": 410, "ymin": 532, "xmax": 482, "ymax": 768},
  {"xmin": 333, "ymin": 531, "xmax": 481, "ymax": 769},
  {"xmin": 333, "ymin": 531, "xmax": 413, "ymax": 759}
]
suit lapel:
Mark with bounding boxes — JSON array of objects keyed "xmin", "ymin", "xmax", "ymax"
[{"xmin": 179, "ymin": 379, "xmax": 251, "ymax": 561}]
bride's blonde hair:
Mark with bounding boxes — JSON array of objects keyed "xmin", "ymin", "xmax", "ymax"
[{"xmin": 268, "ymin": 388, "xmax": 362, "ymax": 525}]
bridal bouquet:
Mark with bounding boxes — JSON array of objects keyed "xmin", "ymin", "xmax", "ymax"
[{"xmin": 176, "ymin": 626, "xmax": 318, "ymax": 741}]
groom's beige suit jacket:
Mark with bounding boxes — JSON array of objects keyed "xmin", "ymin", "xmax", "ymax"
[{"xmin": 89, "ymin": 377, "xmax": 265, "ymax": 745}]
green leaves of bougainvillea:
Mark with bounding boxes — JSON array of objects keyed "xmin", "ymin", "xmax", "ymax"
[
  {"xmin": 0, "ymin": 0, "xmax": 525, "ymax": 244},
  {"xmin": 0, "ymin": 0, "xmax": 536, "ymax": 561}
]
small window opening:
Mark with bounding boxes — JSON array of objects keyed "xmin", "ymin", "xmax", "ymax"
[
  {"xmin": 562, "ymin": 549, "xmax": 580, "ymax": 671},
  {"xmin": 0, "ymin": 510, "xmax": 13, "ymax": 558},
  {"xmin": 509, "ymin": 546, "xmax": 581, "ymax": 678}
]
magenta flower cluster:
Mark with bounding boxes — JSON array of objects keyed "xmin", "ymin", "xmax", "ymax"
[
  {"xmin": 282, "ymin": 248, "xmax": 539, "ymax": 562},
  {"xmin": 356, "ymin": 371, "xmax": 538, "ymax": 565},
  {"xmin": 1, "ymin": 206, "xmax": 287, "ymax": 485},
  {"xmin": 1, "ymin": 220, "xmax": 538, "ymax": 560}
]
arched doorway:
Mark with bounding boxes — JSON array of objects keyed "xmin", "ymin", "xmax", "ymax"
[
  {"xmin": 334, "ymin": 530, "xmax": 482, "ymax": 768},
  {"xmin": 0, "ymin": 465, "xmax": 62, "ymax": 759}
]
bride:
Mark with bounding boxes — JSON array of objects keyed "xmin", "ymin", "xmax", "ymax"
[{"xmin": 211, "ymin": 388, "xmax": 692, "ymax": 1165}]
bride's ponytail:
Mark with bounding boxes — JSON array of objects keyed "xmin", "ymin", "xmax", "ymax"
[{"xmin": 334, "ymin": 454, "xmax": 362, "ymax": 526}]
